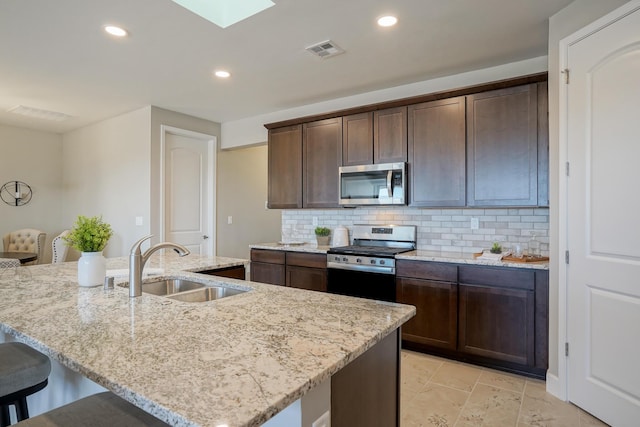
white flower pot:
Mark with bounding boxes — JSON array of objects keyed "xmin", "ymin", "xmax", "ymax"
[{"xmin": 77, "ymin": 251, "xmax": 106, "ymax": 287}]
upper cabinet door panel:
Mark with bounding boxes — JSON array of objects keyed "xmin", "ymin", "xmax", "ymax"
[
  {"xmin": 409, "ymin": 97, "xmax": 466, "ymax": 207},
  {"xmin": 537, "ymin": 82, "xmax": 549, "ymax": 206},
  {"xmin": 467, "ymin": 84, "xmax": 538, "ymax": 206},
  {"xmin": 268, "ymin": 125, "xmax": 302, "ymax": 209},
  {"xmin": 343, "ymin": 112, "xmax": 373, "ymax": 166},
  {"xmin": 303, "ymin": 117, "xmax": 342, "ymax": 208},
  {"xmin": 374, "ymin": 106, "xmax": 407, "ymax": 164}
]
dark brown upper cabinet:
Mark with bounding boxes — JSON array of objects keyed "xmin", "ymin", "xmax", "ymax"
[
  {"xmin": 342, "ymin": 107, "xmax": 407, "ymax": 166},
  {"xmin": 408, "ymin": 97, "xmax": 466, "ymax": 207},
  {"xmin": 374, "ymin": 106, "xmax": 407, "ymax": 163},
  {"xmin": 466, "ymin": 84, "xmax": 539, "ymax": 206},
  {"xmin": 342, "ymin": 112, "xmax": 373, "ymax": 166},
  {"xmin": 303, "ymin": 117, "xmax": 343, "ymax": 208},
  {"xmin": 268, "ymin": 125, "xmax": 303, "ymax": 209},
  {"xmin": 537, "ymin": 82, "xmax": 549, "ymax": 206}
]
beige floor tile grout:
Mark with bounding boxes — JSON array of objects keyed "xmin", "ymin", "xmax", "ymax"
[{"xmin": 451, "ymin": 379, "xmax": 478, "ymax": 427}]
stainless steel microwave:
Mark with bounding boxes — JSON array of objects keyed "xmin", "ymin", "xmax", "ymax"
[{"xmin": 339, "ymin": 162, "xmax": 406, "ymax": 206}]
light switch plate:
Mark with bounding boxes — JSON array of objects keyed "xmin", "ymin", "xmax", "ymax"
[
  {"xmin": 227, "ymin": 216, "xmax": 233, "ymax": 225},
  {"xmin": 135, "ymin": 216, "xmax": 143, "ymax": 226}
]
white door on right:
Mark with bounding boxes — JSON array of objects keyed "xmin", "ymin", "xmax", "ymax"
[{"xmin": 565, "ymin": 2, "xmax": 640, "ymax": 426}]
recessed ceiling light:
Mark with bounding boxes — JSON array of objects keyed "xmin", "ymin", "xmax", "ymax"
[
  {"xmin": 104, "ymin": 25, "xmax": 128, "ymax": 37},
  {"xmin": 214, "ymin": 70, "xmax": 231, "ymax": 78},
  {"xmin": 377, "ymin": 15, "xmax": 397, "ymax": 27}
]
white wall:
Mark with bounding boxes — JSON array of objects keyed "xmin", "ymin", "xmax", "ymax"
[
  {"xmin": 0, "ymin": 124, "xmax": 63, "ymax": 263},
  {"xmin": 221, "ymin": 56, "xmax": 548, "ymax": 149},
  {"xmin": 62, "ymin": 107, "xmax": 152, "ymax": 258},
  {"xmin": 216, "ymin": 145, "xmax": 281, "ymax": 259},
  {"xmin": 546, "ymin": 0, "xmax": 629, "ymax": 396}
]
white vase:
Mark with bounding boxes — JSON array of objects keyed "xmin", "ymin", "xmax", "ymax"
[{"xmin": 77, "ymin": 251, "xmax": 106, "ymax": 287}]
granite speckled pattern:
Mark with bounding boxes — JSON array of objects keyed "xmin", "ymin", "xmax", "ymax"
[
  {"xmin": 0, "ymin": 254, "xmax": 414, "ymax": 427},
  {"xmin": 249, "ymin": 242, "xmax": 329, "ymax": 254},
  {"xmin": 250, "ymin": 244, "xmax": 549, "ymax": 270},
  {"xmin": 396, "ymin": 250, "xmax": 549, "ymax": 270}
]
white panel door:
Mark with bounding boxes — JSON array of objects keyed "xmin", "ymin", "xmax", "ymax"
[
  {"xmin": 164, "ymin": 131, "xmax": 212, "ymax": 255},
  {"xmin": 565, "ymin": 3, "xmax": 640, "ymax": 425}
]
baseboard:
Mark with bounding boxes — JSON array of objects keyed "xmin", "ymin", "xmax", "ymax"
[{"xmin": 545, "ymin": 371, "xmax": 565, "ymax": 400}]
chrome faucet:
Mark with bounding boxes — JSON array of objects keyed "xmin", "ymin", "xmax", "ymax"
[{"xmin": 128, "ymin": 235, "xmax": 190, "ymax": 298}]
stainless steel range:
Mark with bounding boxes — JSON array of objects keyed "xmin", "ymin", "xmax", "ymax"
[{"xmin": 326, "ymin": 225, "xmax": 416, "ymax": 301}]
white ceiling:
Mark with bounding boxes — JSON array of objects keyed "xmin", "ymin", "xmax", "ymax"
[{"xmin": 0, "ymin": 0, "xmax": 572, "ymax": 134}]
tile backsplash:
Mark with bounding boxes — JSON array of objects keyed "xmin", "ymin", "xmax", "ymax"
[{"xmin": 281, "ymin": 207, "xmax": 549, "ymax": 255}]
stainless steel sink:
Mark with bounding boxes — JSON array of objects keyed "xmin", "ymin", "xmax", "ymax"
[
  {"xmin": 141, "ymin": 279, "xmax": 206, "ymax": 296},
  {"xmin": 166, "ymin": 286, "xmax": 247, "ymax": 303}
]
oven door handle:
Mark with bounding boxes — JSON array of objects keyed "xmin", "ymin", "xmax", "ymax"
[
  {"xmin": 327, "ymin": 262, "xmax": 395, "ymax": 275},
  {"xmin": 386, "ymin": 170, "xmax": 393, "ymax": 198}
]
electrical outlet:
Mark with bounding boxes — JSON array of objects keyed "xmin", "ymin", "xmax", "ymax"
[
  {"xmin": 135, "ymin": 216, "xmax": 143, "ymax": 226},
  {"xmin": 227, "ymin": 216, "xmax": 233, "ymax": 225},
  {"xmin": 470, "ymin": 217, "xmax": 479, "ymax": 230},
  {"xmin": 312, "ymin": 410, "xmax": 330, "ymax": 427},
  {"xmin": 312, "ymin": 216, "xmax": 318, "ymax": 226}
]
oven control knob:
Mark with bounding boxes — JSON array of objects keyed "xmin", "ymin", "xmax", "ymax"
[
  {"xmin": 370, "ymin": 259, "xmax": 376, "ymax": 265},
  {"xmin": 380, "ymin": 259, "xmax": 386, "ymax": 265},
  {"xmin": 342, "ymin": 257, "xmax": 348, "ymax": 262},
  {"xmin": 334, "ymin": 256, "xmax": 341, "ymax": 262},
  {"xmin": 356, "ymin": 258, "xmax": 362, "ymax": 263}
]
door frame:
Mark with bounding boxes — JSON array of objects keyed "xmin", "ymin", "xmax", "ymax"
[
  {"xmin": 159, "ymin": 125, "xmax": 217, "ymax": 256},
  {"xmin": 557, "ymin": 0, "xmax": 640, "ymax": 402}
]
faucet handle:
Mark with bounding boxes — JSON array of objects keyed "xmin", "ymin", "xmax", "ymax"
[{"xmin": 130, "ymin": 234, "xmax": 153, "ymax": 255}]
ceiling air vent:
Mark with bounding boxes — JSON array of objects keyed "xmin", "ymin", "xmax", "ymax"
[
  {"xmin": 305, "ymin": 40, "xmax": 345, "ymax": 59},
  {"xmin": 8, "ymin": 105, "xmax": 72, "ymax": 122}
]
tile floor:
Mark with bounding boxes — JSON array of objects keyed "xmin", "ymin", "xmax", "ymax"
[{"xmin": 400, "ymin": 350, "xmax": 609, "ymax": 427}]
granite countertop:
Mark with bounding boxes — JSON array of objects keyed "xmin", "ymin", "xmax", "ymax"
[
  {"xmin": 250, "ymin": 243, "xmax": 548, "ymax": 270},
  {"xmin": 0, "ymin": 254, "xmax": 414, "ymax": 427},
  {"xmin": 397, "ymin": 250, "xmax": 549, "ymax": 270},
  {"xmin": 250, "ymin": 242, "xmax": 330, "ymax": 254}
]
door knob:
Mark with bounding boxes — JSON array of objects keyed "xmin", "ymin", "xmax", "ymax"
[{"xmin": 202, "ymin": 235, "xmax": 209, "ymax": 240}]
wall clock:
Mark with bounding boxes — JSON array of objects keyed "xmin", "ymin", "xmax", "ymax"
[{"xmin": 1, "ymin": 181, "xmax": 33, "ymax": 206}]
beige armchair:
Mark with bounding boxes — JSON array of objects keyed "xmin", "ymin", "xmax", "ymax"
[
  {"xmin": 2, "ymin": 228, "xmax": 46, "ymax": 265},
  {"xmin": 51, "ymin": 230, "xmax": 70, "ymax": 263}
]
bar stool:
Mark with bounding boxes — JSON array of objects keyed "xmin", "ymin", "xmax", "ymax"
[
  {"xmin": 0, "ymin": 343, "xmax": 51, "ymax": 427},
  {"xmin": 15, "ymin": 392, "xmax": 169, "ymax": 426}
]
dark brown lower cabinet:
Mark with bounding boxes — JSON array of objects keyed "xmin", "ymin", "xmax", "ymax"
[
  {"xmin": 396, "ymin": 277, "xmax": 457, "ymax": 350},
  {"xmin": 286, "ymin": 252, "xmax": 327, "ymax": 291},
  {"xmin": 286, "ymin": 265, "xmax": 327, "ymax": 292},
  {"xmin": 332, "ymin": 329, "xmax": 400, "ymax": 427},
  {"xmin": 397, "ymin": 259, "xmax": 547, "ymax": 378},
  {"xmin": 199, "ymin": 265, "xmax": 246, "ymax": 280},
  {"xmin": 250, "ymin": 249, "xmax": 286, "ymax": 286},
  {"xmin": 250, "ymin": 249, "xmax": 327, "ymax": 291},
  {"xmin": 458, "ymin": 284, "xmax": 534, "ymax": 366}
]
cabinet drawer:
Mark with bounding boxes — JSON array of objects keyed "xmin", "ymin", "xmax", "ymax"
[
  {"xmin": 286, "ymin": 265, "xmax": 327, "ymax": 292},
  {"xmin": 250, "ymin": 262, "xmax": 285, "ymax": 286},
  {"xmin": 458, "ymin": 265, "xmax": 534, "ymax": 291},
  {"xmin": 396, "ymin": 260, "xmax": 457, "ymax": 282},
  {"xmin": 251, "ymin": 249, "xmax": 285, "ymax": 264},
  {"xmin": 286, "ymin": 252, "xmax": 326, "ymax": 268}
]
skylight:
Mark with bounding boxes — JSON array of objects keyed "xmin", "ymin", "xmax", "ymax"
[{"xmin": 171, "ymin": 0, "xmax": 275, "ymax": 29}]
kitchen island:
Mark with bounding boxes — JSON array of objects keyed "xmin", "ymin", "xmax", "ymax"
[{"xmin": 0, "ymin": 254, "xmax": 414, "ymax": 426}]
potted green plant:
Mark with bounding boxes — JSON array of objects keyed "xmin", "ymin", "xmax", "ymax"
[
  {"xmin": 64, "ymin": 215, "xmax": 113, "ymax": 287},
  {"xmin": 490, "ymin": 242, "xmax": 502, "ymax": 254},
  {"xmin": 315, "ymin": 227, "xmax": 331, "ymax": 246}
]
